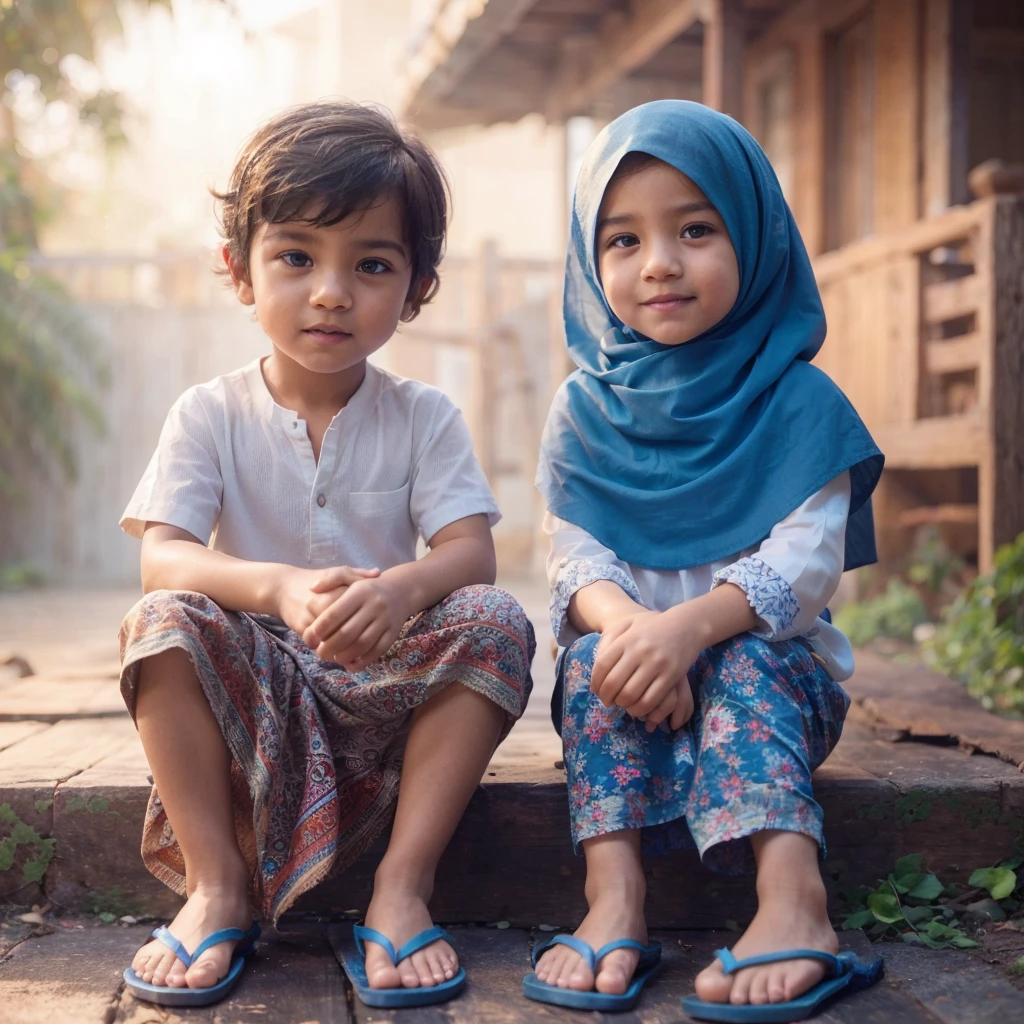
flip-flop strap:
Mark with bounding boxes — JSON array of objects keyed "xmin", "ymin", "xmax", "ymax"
[
  {"xmin": 354, "ymin": 924, "xmax": 399, "ymax": 964},
  {"xmin": 150, "ymin": 925, "xmax": 194, "ymax": 968},
  {"xmin": 191, "ymin": 923, "xmax": 261, "ymax": 962},
  {"xmin": 715, "ymin": 947, "xmax": 843, "ymax": 976},
  {"xmin": 592, "ymin": 938, "xmax": 659, "ymax": 966},
  {"xmin": 531, "ymin": 934, "xmax": 596, "ymax": 970},
  {"xmin": 395, "ymin": 926, "xmax": 456, "ymax": 964}
]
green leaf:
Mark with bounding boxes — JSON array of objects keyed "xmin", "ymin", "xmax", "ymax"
[
  {"xmin": 969, "ymin": 867, "xmax": 1017, "ymax": 900},
  {"xmin": 894, "ymin": 853, "xmax": 924, "ymax": 879},
  {"xmin": 907, "ymin": 874, "xmax": 945, "ymax": 901},
  {"xmin": 950, "ymin": 935, "xmax": 981, "ymax": 949},
  {"xmin": 902, "ymin": 905, "xmax": 936, "ymax": 926},
  {"xmin": 98, "ymin": 912, "xmax": 116, "ymax": 923},
  {"xmin": 843, "ymin": 909, "xmax": 878, "ymax": 930},
  {"xmin": 868, "ymin": 892, "xmax": 904, "ymax": 924}
]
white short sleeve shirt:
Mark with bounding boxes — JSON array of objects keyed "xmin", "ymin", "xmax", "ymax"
[{"xmin": 121, "ymin": 359, "xmax": 500, "ymax": 571}]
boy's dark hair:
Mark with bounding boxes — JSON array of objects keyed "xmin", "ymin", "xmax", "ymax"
[{"xmin": 214, "ymin": 101, "xmax": 449, "ymax": 319}]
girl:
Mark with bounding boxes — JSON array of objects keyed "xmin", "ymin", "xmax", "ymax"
[
  {"xmin": 117, "ymin": 102, "xmax": 534, "ymax": 1009},
  {"xmin": 526, "ymin": 101, "xmax": 884, "ymax": 1020}
]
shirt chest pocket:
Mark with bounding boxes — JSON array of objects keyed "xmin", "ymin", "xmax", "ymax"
[{"xmin": 348, "ymin": 482, "xmax": 412, "ymax": 519}]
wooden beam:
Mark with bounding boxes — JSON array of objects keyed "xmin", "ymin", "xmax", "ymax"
[
  {"xmin": 702, "ymin": 0, "xmax": 745, "ymax": 119},
  {"xmin": 874, "ymin": 413, "xmax": 987, "ymax": 470},
  {"xmin": 924, "ymin": 332, "xmax": 984, "ymax": 374},
  {"xmin": 548, "ymin": 0, "xmax": 703, "ymax": 120}
]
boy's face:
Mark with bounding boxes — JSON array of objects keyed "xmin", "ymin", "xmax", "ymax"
[
  {"xmin": 227, "ymin": 193, "xmax": 418, "ymax": 376},
  {"xmin": 596, "ymin": 159, "xmax": 739, "ymax": 346}
]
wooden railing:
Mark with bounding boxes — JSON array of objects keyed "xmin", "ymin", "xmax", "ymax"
[{"xmin": 813, "ymin": 195, "xmax": 1024, "ymax": 572}]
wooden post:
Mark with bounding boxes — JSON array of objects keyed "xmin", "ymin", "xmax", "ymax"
[
  {"xmin": 467, "ymin": 238, "xmax": 501, "ymax": 481},
  {"xmin": 702, "ymin": 0, "xmax": 745, "ymax": 119},
  {"xmin": 922, "ymin": 0, "xmax": 972, "ymax": 216},
  {"xmin": 983, "ymin": 197, "xmax": 1024, "ymax": 566}
]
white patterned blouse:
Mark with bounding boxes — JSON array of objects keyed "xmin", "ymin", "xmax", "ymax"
[{"xmin": 544, "ymin": 471, "xmax": 854, "ymax": 681}]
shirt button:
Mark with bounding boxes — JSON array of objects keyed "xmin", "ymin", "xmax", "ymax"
[{"xmin": 316, "ymin": 493, "xmax": 326, "ymax": 508}]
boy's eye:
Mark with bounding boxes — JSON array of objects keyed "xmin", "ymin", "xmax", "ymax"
[
  {"xmin": 682, "ymin": 224, "xmax": 712, "ymax": 240},
  {"xmin": 608, "ymin": 233, "xmax": 640, "ymax": 250},
  {"xmin": 281, "ymin": 251, "xmax": 312, "ymax": 268},
  {"xmin": 357, "ymin": 258, "xmax": 391, "ymax": 275}
]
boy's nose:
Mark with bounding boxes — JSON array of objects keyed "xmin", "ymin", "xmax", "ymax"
[{"xmin": 310, "ymin": 272, "xmax": 353, "ymax": 309}]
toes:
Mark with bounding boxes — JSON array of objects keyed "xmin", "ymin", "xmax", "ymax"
[
  {"xmin": 767, "ymin": 968, "xmax": 788, "ymax": 1004},
  {"xmin": 594, "ymin": 951, "xmax": 636, "ymax": 996},
  {"xmin": 166, "ymin": 958, "xmax": 188, "ymax": 988},
  {"xmin": 730, "ymin": 969, "xmax": 753, "ymax": 1006},
  {"xmin": 150, "ymin": 951, "xmax": 176, "ymax": 988},
  {"xmin": 397, "ymin": 957, "xmax": 421, "ymax": 989},
  {"xmin": 424, "ymin": 948, "xmax": 447, "ymax": 984},
  {"xmin": 409, "ymin": 950, "xmax": 435, "ymax": 987},
  {"xmin": 694, "ymin": 962, "xmax": 733, "ymax": 1004},
  {"xmin": 748, "ymin": 969, "xmax": 770, "ymax": 1005}
]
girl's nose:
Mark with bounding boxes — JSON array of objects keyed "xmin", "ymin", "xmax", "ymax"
[
  {"xmin": 642, "ymin": 241, "xmax": 683, "ymax": 281},
  {"xmin": 310, "ymin": 271, "xmax": 353, "ymax": 310}
]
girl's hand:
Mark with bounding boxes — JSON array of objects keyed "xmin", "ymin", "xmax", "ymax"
[
  {"xmin": 276, "ymin": 565, "xmax": 380, "ymax": 637},
  {"xmin": 591, "ymin": 609, "xmax": 702, "ymax": 731},
  {"xmin": 303, "ymin": 574, "xmax": 412, "ymax": 672}
]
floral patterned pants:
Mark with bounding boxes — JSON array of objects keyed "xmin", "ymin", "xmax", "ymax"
[{"xmin": 554, "ymin": 632, "xmax": 850, "ymax": 873}]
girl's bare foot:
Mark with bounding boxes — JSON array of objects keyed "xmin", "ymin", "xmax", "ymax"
[
  {"xmin": 362, "ymin": 869, "xmax": 458, "ymax": 990},
  {"xmin": 694, "ymin": 831, "xmax": 839, "ymax": 1007},
  {"xmin": 131, "ymin": 871, "xmax": 252, "ymax": 990},
  {"xmin": 534, "ymin": 831, "xmax": 647, "ymax": 995}
]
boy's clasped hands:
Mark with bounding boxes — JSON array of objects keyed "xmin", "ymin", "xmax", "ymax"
[{"xmin": 277, "ymin": 565, "xmax": 410, "ymax": 672}]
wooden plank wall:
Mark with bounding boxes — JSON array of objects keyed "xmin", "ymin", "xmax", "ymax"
[{"xmin": 744, "ymin": 0, "xmax": 927, "ymax": 257}]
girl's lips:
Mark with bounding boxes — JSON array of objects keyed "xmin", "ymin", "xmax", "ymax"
[{"xmin": 642, "ymin": 296, "xmax": 695, "ymax": 311}]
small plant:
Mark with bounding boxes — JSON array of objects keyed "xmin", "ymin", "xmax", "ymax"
[
  {"xmin": 841, "ymin": 852, "xmax": 1023, "ymax": 950},
  {"xmin": 924, "ymin": 532, "xmax": 1024, "ymax": 715},
  {"xmin": 833, "ymin": 578, "xmax": 929, "ymax": 648}
]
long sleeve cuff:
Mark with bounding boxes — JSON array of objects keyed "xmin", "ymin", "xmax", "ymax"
[
  {"xmin": 712, "ymin": 555, "xmax": 800, "ymax": 640},
  {"xmin": 550, "ymin": 558, "xmax": 643, "ymax": 647}
]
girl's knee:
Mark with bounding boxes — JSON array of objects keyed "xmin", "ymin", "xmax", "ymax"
[{"xmin": 561, "ymin": 633, "xmax": 601, "ymax": 698}]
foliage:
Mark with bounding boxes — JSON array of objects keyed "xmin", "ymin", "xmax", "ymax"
[
  {"xmin": 923, "ymin": 533, "xmax": 1024, "ymax": 715},
  {"xmin": 0, "ymin": 561, "xmax": 45, "ymax": 589},
  {"xmin": 0, "ymin": 2, "xmax": 179, "ymax": 494},
  {"xmin": 841, "ymin": 852, "xmax": 1023, "ymax": 950},
  {"xmin": 833, "ymin": 578, "xmax": 929, "ymax": 648}
]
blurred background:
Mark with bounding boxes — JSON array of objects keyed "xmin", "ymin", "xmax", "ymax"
[{"xmin": 2, "ymin": 0, "xmax": 1024, "ymax": 712}]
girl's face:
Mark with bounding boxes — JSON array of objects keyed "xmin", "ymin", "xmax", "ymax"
[{"xmin": 596, "ymin": 158, "xmax": 740, "ymax": 346}]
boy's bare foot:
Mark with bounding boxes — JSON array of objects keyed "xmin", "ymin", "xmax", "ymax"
[
  {"xmin": 131, "ymin": 873, "xmax": 252, "ymax": 990},
  {"xmin": 362, "ymin": 872, "xmax": 458, "ymax": 990},
  {"xmin": 694, "ymin": 832, "xmax": 838, "ymax": 1007}
]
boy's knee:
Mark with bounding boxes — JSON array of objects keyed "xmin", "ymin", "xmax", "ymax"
[{"xmin": 443, "ymin": 585, "xmax": 535, "ymax": 648}]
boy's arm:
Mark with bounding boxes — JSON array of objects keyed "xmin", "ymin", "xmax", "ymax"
[{"xmin": 141, "ymin": 524, "xmax": 375, "ymax": 633}]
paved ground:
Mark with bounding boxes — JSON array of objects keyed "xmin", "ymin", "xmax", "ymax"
[{"xmin": 2, "ymin": 915, "xmax": 1023, "ymax": 1024}]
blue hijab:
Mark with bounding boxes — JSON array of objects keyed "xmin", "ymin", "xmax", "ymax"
[{"xmin": 537, "ymin": 101, "xmax": 883, "ymax": 572}]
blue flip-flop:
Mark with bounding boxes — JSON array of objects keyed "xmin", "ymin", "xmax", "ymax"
[
  {"xmin": 122, "ymin": 922, "xmax": 260, "ymax": 1007},
  {"xmin": 334, "ymin": 922, "xmax": 467, "ymax": 1008},
  {"xmin": 681, "ymin": 947, "xmax": 884, "ymax": 1022},
  {"xmin": 522, "ymin": 934, "xmax": 663, "ymax": 1012}
]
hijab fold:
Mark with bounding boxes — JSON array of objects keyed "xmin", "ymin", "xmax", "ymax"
[{"xmin": 537, "ymin": 101, "xmax": 883, "ymax": 572}]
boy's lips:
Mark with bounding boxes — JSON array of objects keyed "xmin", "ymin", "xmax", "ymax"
[{"xmin": 304, "ymin": 324, "xmax": 352, "ymax": 343}]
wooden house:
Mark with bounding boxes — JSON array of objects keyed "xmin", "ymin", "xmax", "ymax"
[{"xmin": 401, "ymin": 0, "xmax": 1024, "ymax": 577}]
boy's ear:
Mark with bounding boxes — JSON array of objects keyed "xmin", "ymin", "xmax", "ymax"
[
  {"xmin": 223, "ymin": 244, "xmax": 255, "ymax": 306},
  {"xmin": 400, "ymin": 276, "xmax": 431, "ymax": 322}
]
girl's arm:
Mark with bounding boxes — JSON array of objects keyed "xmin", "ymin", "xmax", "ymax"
[{"xmin": 568, "ymin": 580, "xmax": 644, "ymax": 635}]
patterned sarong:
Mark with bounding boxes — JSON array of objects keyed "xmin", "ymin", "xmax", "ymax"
[{"xmin": 119, "ymin": 584, "xmax": 535, "ymax": 921}]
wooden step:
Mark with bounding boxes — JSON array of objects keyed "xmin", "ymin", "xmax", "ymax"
[
  {"xmin": 898, "ymin": 503, "xmax": 980, "ymax": 528},
  {"xmin": 874, "ymin": 414, "xmax": 987, "ymax": 469},
  {"xmin": 4, "ymin": 655, "xmax": 1023, "ymax": 930}
]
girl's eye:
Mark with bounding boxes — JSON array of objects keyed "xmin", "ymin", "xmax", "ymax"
[
  {"xmin": 281, "ymin": 251, "xmax": 312, "ymax": 268},
  {"xmin": 682, "ymin": 224, "xmax": 713, "ymax": 240},
  {"xmin": 608, "ymin": 233, "xmax": 640, "ymax": 250},
  {"xmin": 357, "ymin": 258, "xmax": 391, "ymax": 275}
]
